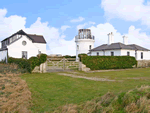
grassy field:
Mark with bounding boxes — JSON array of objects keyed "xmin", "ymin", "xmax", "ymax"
[{"xmin": 21, "ymin": 67, "xmax": 150, "ymax": 112}]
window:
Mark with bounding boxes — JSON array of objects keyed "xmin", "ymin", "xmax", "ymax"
[
  {"xmin": 89, "ymin": 45, "xmax": 92, "ymax": 50},
  {"xmin": 127, "ymin": 52, "xmax": 130, "ymax": 56},
  {"xmin": 22, "ymin": 41, "xmax": 27, "ymax": 46},
  {"xmin": 141, "ymin": 52, "xmax": 143, "ymax": 59},
  {"xmin": 77, "ymin": 45, "xmax": 79, "ymax": 50},
  {"xmin": 97, "ymin": 52, "xmax": 99, "ymax": 56},
  {"xmin": 111, "ymin": 52, "xmax": 114, "ymax": 56},
  {"xmin": 22, "ymin": 51, "xmax": 27, "ymax": 59}
]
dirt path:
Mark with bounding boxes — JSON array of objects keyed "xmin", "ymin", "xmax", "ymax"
[{"xmin": 58, "ymin": 73, "xmax": 116, "ymax": 81}]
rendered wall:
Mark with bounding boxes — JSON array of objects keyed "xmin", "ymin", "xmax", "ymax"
[
  {"xmin": 121, "ymin": 50, "xmax": 135, "ymax": 57},
  {"xmin": 90, "ymin": 50, "xmax": 121, "ymax": 56},
  {"xmin": 76, "ymin": 39, "xmax": 95, "ymax": 60},
  {"xmin": 7, "ymin": 35, "xmax": 39, "ymax": 59},
  {"xmin": 33, "ymin": 43, "xmax": 46, "ymax": 54},
  {"xmin": 136, "ymin": 51, "xmax": 150, "ymax": 60}
]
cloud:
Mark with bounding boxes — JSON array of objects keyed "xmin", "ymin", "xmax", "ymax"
[
  {"xmin": 101, "ymin": 0, "xmax": 150, "ymax": 26},
  {"xmin": 61, "ymin": 25, "xmax": 71, "ymax": 32},
  {"xmin": 1, "ymin": 8, "xmax": 150, "ymax": 56},
  {"xmin": 0, "ymin": 9, "xmax": 75, "ymax": 55},
  {"xmin": 77, "ymin": 23, "xmax": 88, "ymax": 30},
  {"xmin": 70, "ymin": 17, "xmax": 85, "ymax": 23},
  {"xmin": 77, "ymin": 21, "xmax": 96, "ymax": 30},
  {"xmin": 89, "ymin": 23, "xmax": 150, "ymax": 50}
]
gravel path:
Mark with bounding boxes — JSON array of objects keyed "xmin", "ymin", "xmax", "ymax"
[{"xmin": 58, "ymin": 73, "xmax": 116, "ymax": 81}]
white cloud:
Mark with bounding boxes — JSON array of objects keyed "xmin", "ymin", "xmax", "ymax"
[
  {"xmin": 101, "ymin": 0, "xmax": 150, "ymax": 26},
  {"xmin": 70, "ymin": 17, "xmax": 85, "ymax": 23},
  {"xmin": 61, "ymin": 25, "xmax": 71, "ymax": 32},
  {"xmin": 0, "ymin": 8, "xmax": 76, "ymax": 56},
  {"xmin": 77, "ymin": 21, "xmax": 96, "ymax": 30},
  {"xmin": 77, "ymin": 23, "xmax": 88, "ymax": 30},
  {"xmin": 89, "ymin": 23, "xmax": 150, "ymax": 50},
  {"xmin": 1, "ymin": 8, "xmax": 150, "ymax": 56}
]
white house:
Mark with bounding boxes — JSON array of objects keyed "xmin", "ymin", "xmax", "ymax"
[
  {"xmin": 0, "ymin": 30, "xmax": 46, "ymax": 62},
  {"xmin": 87, "ymin": 32, "xmax": 150, "ymax": 60}
]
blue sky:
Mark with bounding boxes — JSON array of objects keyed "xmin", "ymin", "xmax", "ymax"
[{"xmin": 0, "ymin": 0, "xmax": 150, "ymax": 55}]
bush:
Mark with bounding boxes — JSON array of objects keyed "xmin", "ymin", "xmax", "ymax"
[
  {"xmin": 8, "ymin": 57, "xmax": 31, "ymax": 73},
  {"xmin": 8, "ymin": 54, "xmax": 47, "ymax": 73},
  {"xmin": 28, "ymin": 57, "xmax": 39, "ymax": 70},
  {"xmin": 78, "ymin": 54, "xmax": 87, "ymax": 61},
  {"xmin": 81, "ymin": 56, "xmax": 137, "ymax": 70},
  {"xmin": 38, "ymin": 54, "xmax": 47, "ymax": 64}
]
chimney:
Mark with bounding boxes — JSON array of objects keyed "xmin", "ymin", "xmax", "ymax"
[
  {"xmin": 123, "ymin": 36, "xmax": 128, "ymax": 45},
  {"xmin": 108, "ymin": 33, "xmax": 111, "ymax": 45},
  {"xmin": 111, "ymin": 32, "xmax": 114, "ymax": 43}
]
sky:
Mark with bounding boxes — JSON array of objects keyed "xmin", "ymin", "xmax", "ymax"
[{"xmin": 0, "ymin": 0, "xmax": 150, "ymax": 55}]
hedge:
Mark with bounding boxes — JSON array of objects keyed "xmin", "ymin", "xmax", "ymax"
[
  {"xmin": 81, "ymin": 56, "xmax": 137, "ymax": 70},
  {"xmin": 8, "ymin": 57, "xmax": 31, "ymax": 73},
  {"xmin": 8, "ymin": 53, "xmax": 47, "ymax": 73},
  {"xmin": 78, "ymin": 54, "xmax": 88, "ymax": 61}
]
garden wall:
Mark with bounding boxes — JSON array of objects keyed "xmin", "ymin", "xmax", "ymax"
[{"xmin": 137, "ymin": 60, "xmax": 150, "ymax": 68}]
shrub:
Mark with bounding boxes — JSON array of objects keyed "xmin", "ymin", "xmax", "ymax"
[
  {"xmin": 8, "ymin": 57, "xmax": 31, "ymax": 73},
  {"xmin": 81, "ymin": 56, "xmax": 137, "ymax": 70},
  {"xmin": 78, "ymin": 54, "xmax": 87, "ymax": 61},
  {"xmin": 28, "ymin": 57, "xmax": 39, "ymax": 70},
  {"xmin": 8, "ymin": 54, "xmax": 47, "ymax": 73},
  {"xmin": 38, "ymin": 54, "xmax": 47, "ymax": 64}
]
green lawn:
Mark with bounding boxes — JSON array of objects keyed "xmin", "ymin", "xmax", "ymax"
[{"xmin": 21, "ymin": 67, "xmax": 150, "ymax": 112}]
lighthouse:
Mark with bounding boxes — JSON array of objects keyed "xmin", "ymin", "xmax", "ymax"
[{"xmin": 75, "ymin": 29, "xmax": 95, "ymax": 61}]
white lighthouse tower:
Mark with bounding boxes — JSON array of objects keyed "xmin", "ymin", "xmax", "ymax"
[{"xmin": 75, "ymin": 29, "xmax": 95, "ymax": 61}]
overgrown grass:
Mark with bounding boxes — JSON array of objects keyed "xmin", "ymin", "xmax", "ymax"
[
  {"xmin": 21, "ymin": 67, "xmax": 150, "ymax": 112},
  {"xmin": 0, "ymin": 63, "xmax": 28, "ymax": 74}
]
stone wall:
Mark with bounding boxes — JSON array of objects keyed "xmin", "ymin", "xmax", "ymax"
[
  {"xmin": 32, "ymin": 61, "xmax": 47, "ymax": 73},
  {"xmin": 137, "ymin": 60, "xmax": 150, "ymax": 68},
  {"xmin": 79, "ymin": 62, "xmax": 90, "ymax": 72}
]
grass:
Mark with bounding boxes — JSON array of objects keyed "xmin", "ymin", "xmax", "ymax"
[{"xmin": 21, "ymin": 67, "xmax": 150, "ymax": 112}]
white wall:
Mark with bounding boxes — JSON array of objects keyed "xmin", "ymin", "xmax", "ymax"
[
  {"xmin": 7, "ymin": 35, "xmax": 39, "ymax": 59},
  {"xmin": 121, "ymin": 50, "xmax": 135, "ymax": 57},
  {"xmin": 90, "ymin": 49, "xmax": 150, "ymax": 60},
  {"xmin": 75, "ymin": 39, "xmax": 95, "ymax": 60},
  {"xmin": 33, "ymin": 43, "xmax": 46, "ymax": 54},
  {"xmin": 136, "ymin": 51, "xmax": 150, "ymax": 60},
  {"xmin": 90, "ymin": 50, "xmax": 121, "ymax": 56},
  {"xmin": 0, "ymin": 50, "xmax": 7, "ymax": 61}
]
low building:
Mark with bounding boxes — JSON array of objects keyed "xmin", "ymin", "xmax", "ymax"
[{"xmin": 88, "ymin": 32, "xmax": 150, "ymax": 60}]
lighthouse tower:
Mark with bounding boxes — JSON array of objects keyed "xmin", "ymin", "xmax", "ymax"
[{"xmin": 75, "ymin": 29, "xmax": 95, "ymax": 61}]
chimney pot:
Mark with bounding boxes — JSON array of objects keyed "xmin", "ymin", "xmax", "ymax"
[{"xmin": 123, "ymin": 36, "xmax": 128, "ymax": 45}]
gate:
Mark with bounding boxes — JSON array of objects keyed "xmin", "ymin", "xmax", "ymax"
[{"xmin": 46, "ymin": 57, "xmax": 79, "ymax": 72}]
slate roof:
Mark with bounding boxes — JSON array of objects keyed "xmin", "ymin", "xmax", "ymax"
[
  {"xmin": 128, "ymin": 44, "xmax": 150, "ymax": 51},
  {"xmin": 1, "ymin": 30, "xmax": 46, "ymax": 44},
  {"xmin": 89, "ymin": 42, "xmax": 150, "ymax": 52},
  {"xmin": 27, "ymin": 34, "xmax": 46, "ymax": 43}
]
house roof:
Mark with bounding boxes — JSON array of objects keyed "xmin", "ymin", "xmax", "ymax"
[
  {"xmin": 1, "ymin": 30, "xmax": 46, "ymax": 44},
  {"xmin": 128, "ymin": 44, "xmax": 150, "ymax": 51},
  {"xmin": 89, "ymin": 42, "xmax": 150, "ymax": 52},
  {"xmin": 27, "ymin": 34, "xmax": 46, "ymax": 43}
]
